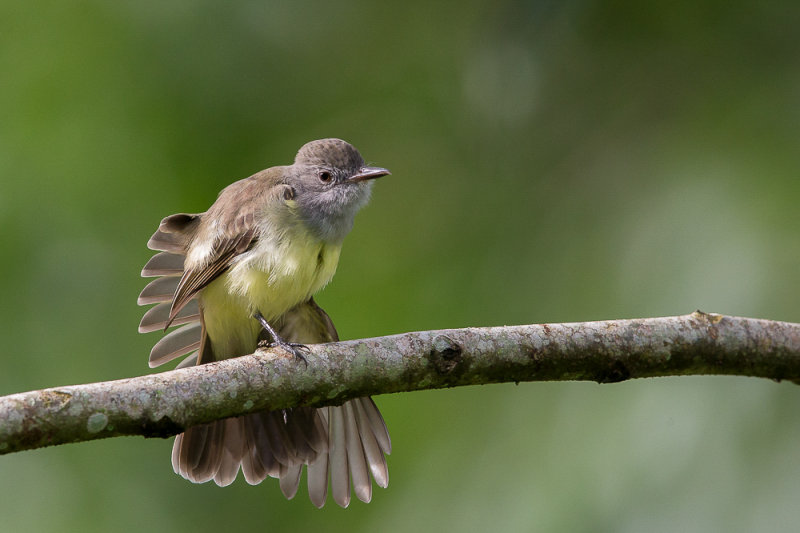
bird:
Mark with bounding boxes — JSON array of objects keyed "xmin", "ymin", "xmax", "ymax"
[{"xmin": 137, "ymin": 138, "xmax": 391, "ymax": 507}]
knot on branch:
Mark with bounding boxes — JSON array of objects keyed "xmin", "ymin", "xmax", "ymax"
[{"xmin": 430, "ymin": 335, "xmax": 463, "ymax": 375}]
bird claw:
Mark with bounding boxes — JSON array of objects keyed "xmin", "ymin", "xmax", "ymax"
[
  {"xmin": 257, "ymin": 338, "xmax": 310, "ymax": 366},
  {"xmin": 253, "ymin": 311, "xmax": 310, "ymax": 366}
]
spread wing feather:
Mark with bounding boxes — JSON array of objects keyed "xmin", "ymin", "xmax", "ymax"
[
  {"xmin": 148, "ymin": 322, "xmax": 203, "ymax": 368},
  {"xmin": 137, "ymin": 276, "xmax": 181, "ymax": 305},
  {"xmin": 141, "ymin": 252, "xmax": 185, "ymax": 277},
  {"xmin": 139, "ymin": 300, "xmax": 200, "ymax": 333}
]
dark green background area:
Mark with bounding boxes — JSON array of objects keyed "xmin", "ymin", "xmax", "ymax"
[{"xmin": 2, "ymin": 1, "xmax": 799, "ymax": 531}]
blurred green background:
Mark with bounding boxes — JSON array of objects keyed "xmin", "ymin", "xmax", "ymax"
[{"xmin": 2, "ymin": 1, "xmax": 799, "ymax": 531}]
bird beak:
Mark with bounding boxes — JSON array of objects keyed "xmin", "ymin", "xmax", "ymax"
[{"xmin": 348, "ymin": 166, "xmax": 391, "ymax": 182}]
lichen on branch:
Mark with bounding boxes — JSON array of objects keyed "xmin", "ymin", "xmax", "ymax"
[{"xmin": 1, "ymin": 311, "xmax": 799, "ymax": 455}]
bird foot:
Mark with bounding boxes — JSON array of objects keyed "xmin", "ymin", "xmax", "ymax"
[{"xmin": 254, "ymin": 311, "xmax": 310, "ymax": 366}]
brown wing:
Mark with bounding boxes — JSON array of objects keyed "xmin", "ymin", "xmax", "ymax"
[
  {"xmin": 160, "ymin": 169, "xmax": 284, "ymax": 326},
  {"xmin": 139, "ymin": 171, "xmax": 278, "ymax": 366},
  {"xmin": 168, "ymin": 209, "xmax": 258, "ymax": 326}
]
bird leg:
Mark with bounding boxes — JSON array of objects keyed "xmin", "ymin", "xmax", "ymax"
[{"xmin": 253, "ymin": 311, "xmax": 309, "ymax": 366}]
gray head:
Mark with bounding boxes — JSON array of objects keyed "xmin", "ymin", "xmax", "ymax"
[{"xmin": 287, "ymin": 138, "xmax": 390, "ymax": 244}]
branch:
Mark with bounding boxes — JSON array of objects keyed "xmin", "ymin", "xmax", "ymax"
[{"xmin": 2, "ymin": 311, "xmax": 799, "ymax": 455}]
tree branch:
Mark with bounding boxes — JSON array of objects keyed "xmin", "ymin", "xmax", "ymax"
[{"xmin": 2, "ymin": 311, "xmax": 799, "ymax": 455}]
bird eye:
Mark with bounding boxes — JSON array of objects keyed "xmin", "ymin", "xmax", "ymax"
[{"xmin": 318, "ymin": 170, "xmax": 332, "ymax": 183}]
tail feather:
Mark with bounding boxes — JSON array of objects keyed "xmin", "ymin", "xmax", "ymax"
[
  {"xmin": 284, "ymin": 408, "xmax": 328, "ymax": 460},
  {"xmin": 328, "ymin": 405, "xmax": 351, "ymax": 508},
  {"xmin": 359, "ymin": 397, "xmax": 391, "ymax": 454},
  {"xmin": 344, "ymin": 401, "xmax": 372, "ymax": 503},
  {"xmin": 241, "ymin": 440, "xmax": 269, "ymax": 485},
  {"xmin": 172, "ymin": 409, "xmax": 328, "ymax": 488},
  {"xmin": 213, "ymin": 418, "xmax": 244, "ymax": 487},
  {"xmin": 173, "ymin": 423, "xmax": 217, "ymax": 483},
  {"xmin": 279, "ymin": 464, "xmax": 303, "ymax": 499},
  {"xmin": 306, "ymin": 446, "xmax": 329, "ymax": 508},
  {"xmin": 261, "ymin": 411, "xmax": 295, "ymax": 466},
  {"xmin": 245, "ymin": 414, "xmax": 283, "ymax": 479},
  {"xmin": 354, "ymin": 398, "xmax": 389, "ymax": 488}
]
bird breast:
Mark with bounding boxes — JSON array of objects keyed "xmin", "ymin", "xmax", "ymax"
[
  {"xmin": 200, "ymin": 232, "xmax": 342, "ymax": 353},
  {"xmin": 228, "ymin": 235, "xmax": 342, "ymax": 318}
]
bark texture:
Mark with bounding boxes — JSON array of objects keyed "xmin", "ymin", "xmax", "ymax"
[{"xmin": 2, "ymin": 311, "xmax": 799, "ymax": 455}]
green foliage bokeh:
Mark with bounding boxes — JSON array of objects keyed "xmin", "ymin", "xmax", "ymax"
[{"xmin": 1, "ymin": 2, "xmax": 799, "ymax": 531}]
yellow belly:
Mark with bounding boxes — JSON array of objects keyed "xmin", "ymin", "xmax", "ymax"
[{"xmin": 200, "ymin": 238, "xmax": 341, "ymax": 359}]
